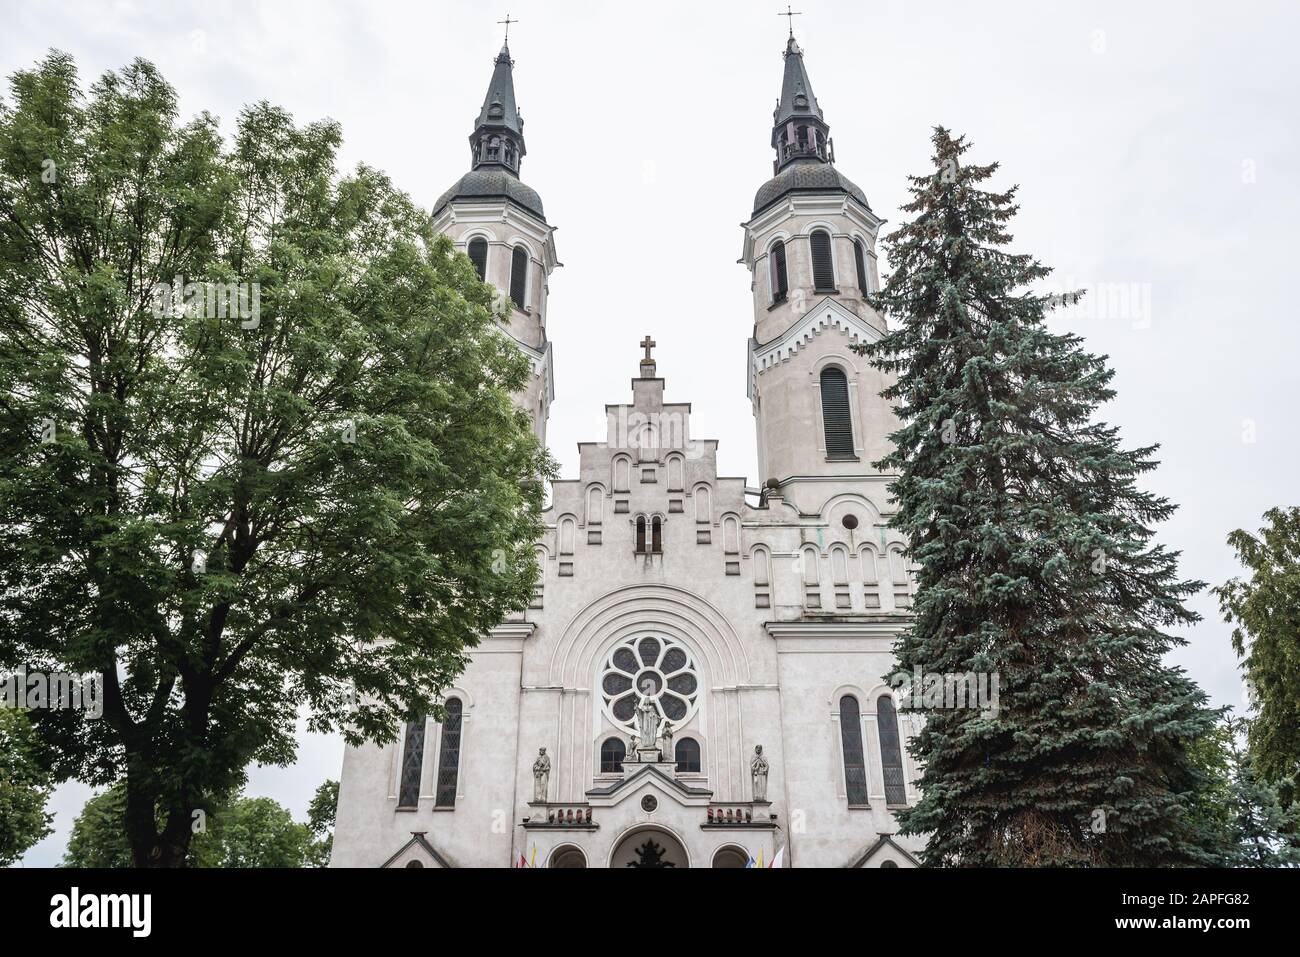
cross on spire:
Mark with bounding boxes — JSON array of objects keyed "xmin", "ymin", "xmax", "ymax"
[
  {"xmin": 640, "ymin": 336, "xmax": 657, "ymax": 362},
  {"xmin": 778, "ymin": 5, "xmax": 802, "ymax": 38},
  {"xmin": 498, "ymin": 13, "xmax": 518, "ymax": 43}
]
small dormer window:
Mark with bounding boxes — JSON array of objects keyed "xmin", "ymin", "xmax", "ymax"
[
  {"xmin": 794, "ymin": 93, "xmax": 808, "ymax": 109},
  {"xmin": 488, "ymin": 100, "xmax": 504, "ymax": 120}
]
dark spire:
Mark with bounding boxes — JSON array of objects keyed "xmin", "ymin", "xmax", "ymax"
[
  {"xmin": 770, "ymin": 35, "xmax": 831, "ymax": 174},
  {"xmin": 469, "ymin": 42, "xmax": 526, "ymax": 175}
]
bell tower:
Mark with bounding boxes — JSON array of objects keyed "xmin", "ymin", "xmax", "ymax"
[
  {"xmin": 741, "ymin": 33, "xmax": 894, "ymax": 513},
  {"xmin": 431, "ymin": 37, "xmax": 559, "ymax": 445}
]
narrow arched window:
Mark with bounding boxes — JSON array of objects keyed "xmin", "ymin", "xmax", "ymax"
[
  {"xmin": 854, "ymin": 238, "xmax": 869, "ymax": 295},
  {"xmin": 635, "ymin": 516, "xmax": 647, "ymax": 553},
  {"xmin": 509, "ymin": 246, "xmax": 528, "ymax": 310},
  {"xmin": 434, "ymin": 698, "xmax": 463, "ymax": 807},
  {"xmin": 600, "ymin": 737, "xmax": 626, "ymax": 773},
  {"xmin": 468, "ymin": 237, "xmax": 488, "ymax": 281},
  {"xmin": 674, "ymin": 737, "xmax": 701, "ymax": 773},
  {"xmin": 820, "ymin": 366, "xmax": 854, "ymax": 458},
  {"xmin": 878, "ymin": 695, "xmax": 907, "ymax": 806},
  {"xmin": 770, "ymin": 240, "xmax": 788, "ymax": 302},
  {"xmin": 651, "ymin": 516, "xmax": 662, "ymax": 553},
  {"xmin": 398, "ymin": 717, "xmax": 425, "ymax": 808},
  {"xmin": 839, "ymin": 695, "xmax": 868, "ymax": 805},
  {"xmin": 810, "ymin": 229, "xmax": 835, "ymax": 291}
]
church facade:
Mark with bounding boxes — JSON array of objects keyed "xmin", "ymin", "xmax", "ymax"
[{"xmin": 330, "ymin": 34, "xmax": 924, "ymax": 869}]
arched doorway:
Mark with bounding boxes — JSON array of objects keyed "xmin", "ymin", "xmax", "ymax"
[
  {"xmin": 711, "ymin": 846, "xmax": 749, "ymax": 868},
  {"xmin": 610, "ymin": 827, "xmax": 689, "ymax": 868},
  {"xmin": 549, "ymin": 845, "xmax": 587, "ymax": 868}
]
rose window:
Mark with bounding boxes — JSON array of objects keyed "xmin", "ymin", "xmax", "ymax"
[{"xmin": 600, "ymin": 635, "xmax": 700, "ymax": 731}]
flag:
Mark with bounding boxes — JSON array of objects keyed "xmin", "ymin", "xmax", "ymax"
[
  {"xmin": 744, "ymin": 853, "xmax": 756, "ymax": 868},
  {"xmin": 769, "ymin": 846, "xmax": 785, "ymax": 869},
  {"xmin": 757, "ymin": 847, "xmax": 764, "ymax": 868},
  {"xmin": 530, "ymin": 845, "xmax": 537, "ymax": 868},
  {"xmin": 516, "ymin": 851, "xmax": 528, "ymax": 868}
]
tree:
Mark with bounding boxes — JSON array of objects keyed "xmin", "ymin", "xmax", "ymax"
[
  {"xmin": 306, "ymin": 778, "xmax": 338, "ymax": 867},
  {"xmin": 0, "ymin": 53, "xmax": 551, "ymax": 866},
  {"xmin": 1214, "ymin": 507, "xmax": 1300, "ymax": 795},
  {"xmin": 0, "ymin": 708, "xmax": 54, "ymax": 865},
  {"xmin": 859, "ymin": 128, "xmax": 1218, "ymax": 866},
  {"xmin": 1222, "ymin": 718, "xmax": 1300, "ymax": 867},
  {"xmin": 64, "ymin": 785, "xmax": 320, "ymax": 868}
]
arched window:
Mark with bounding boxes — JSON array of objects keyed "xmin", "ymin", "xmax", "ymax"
[
  {"xmin": 635, "ymin": 516, "xmax": 647, "ymax": 553},
  {"xmin": 880, "ymin": 860, "xmax": 899, "ymax": 868},
  {"xmin": 839, "ymin": 695, "xmax": 868, "ymax": 805},
  {"xmin": 651, "ymin": 516, "xmax": 662, "ymax": 553},
  {"xmin": 397, "ymin": 716, "xmax": 425, "ymax": 808},
  {"xmin": 600, "ymin": 736, "xmax": 626, "ymax": 773},
  {"xmin": 509, "ymin": 246, "xmax": 528, "ymax": 310},
  {"xmin": 854, "ymin": 238, "xmax": 869, "ymax": 295},
  {"xmin": 674, "ymin": 737, "xmax": 701, "ymax": 773},
  {"xmin": 404, "ymin": 859, "xmax": 425, "ymax": 868},
  {"xmin": 810, "ymin": 229, "xmax": 835, "ymax": 291},
  {"xmin": 769, "ymin": 240, "xmax": 788, "ymax": 302},
  {"xmin": 434, "ymin": 698, "xmax": 463, "ymax": 807},
  {"xmin": 878, "ymin": 695, "xmax": 907, "ymax": 806},
  {"xmin": 467, "ymin": 237, "xmax": 488, "ymax": 281},
  {"xmin": 820, "ymin": 366, "xmax": 854, "ymax": 458}
]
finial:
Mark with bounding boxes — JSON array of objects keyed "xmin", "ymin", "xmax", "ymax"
[
  {"xmin": 778, "ymin": 5, "xmax": 802, "ymax": 39},
  {"xmin": 498, "ymin": 13, "xmax": 518, "ymax": 44},
  {"xmin": 639, "ymin": 335, "xmax": 657, "ymax": 377}
]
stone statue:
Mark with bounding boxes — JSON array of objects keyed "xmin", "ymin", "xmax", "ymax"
[
  {"xmin": 532, "ymin": 747, "xmax": 551, "ymax": 803},
  {"xmin": 660, "ymin": 719, "xmax": 674, "ymax": 765},
  {"xmin": 751, "ymin": 745, "xmax": 769, "ymax": 802},
  {"xmin": 627, "ymin": 732, "xmax": 639, "ymax": 762},
  {"xmin": 635, "ymin": 692, "xmax": 659, "ymax": 753}
]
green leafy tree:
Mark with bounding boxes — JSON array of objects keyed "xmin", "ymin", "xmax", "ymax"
[
  {"xmin": 306, "ymin": 778, "xmax": 338, "ymax": 867},
  {"xmin": 859, "ymin": 128, "xmax": 1218, "ymax": 866},
  {"xmin": 0, "ymin": 53, "xmax": 551, "ymax": 867},
  {"xmin": 65, "ymin": 785, "xmax": 319, "ymax": 867},
  {"xmin": 0, "ymin": 708, "xmax": 54, "ymax": 865},
  {"xmin": 1214, "ymin": 507, "xmax": 1300, "ymax": 794}
]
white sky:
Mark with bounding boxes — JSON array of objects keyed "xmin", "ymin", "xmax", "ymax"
[{"xmin": 5, "ymin": 0, "xmax": 1298, "ymax": 866}]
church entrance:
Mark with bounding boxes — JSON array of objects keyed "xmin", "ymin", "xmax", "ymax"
[{"xmin": 610, "ymin": 828, "xmax": 689, "ymax": 868}]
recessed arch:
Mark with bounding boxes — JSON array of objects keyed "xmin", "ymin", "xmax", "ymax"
[
  {"xmin": 608, "ymin": 823, "xmax": 691, "ymax": 869},
  {"xmin": 548, "ymin": 844, "xmax": 588, "ymax": 868},
  {"xmin": 711, "ymin": 844, "xmax": 750, "ymax": 868}
]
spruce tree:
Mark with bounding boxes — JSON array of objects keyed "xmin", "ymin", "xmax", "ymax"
[{"xmin": 860, "ymin": 128, "xmax": 1219, "ymax": 866}]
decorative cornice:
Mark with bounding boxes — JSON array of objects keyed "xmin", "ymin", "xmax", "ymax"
[
  {"xmin": 765, "ymin": 618, "xmax": 909, "ymax": 641},
  {"xmin": 747, "ymin": 297, "xmax": 885, "ymax": 400}
]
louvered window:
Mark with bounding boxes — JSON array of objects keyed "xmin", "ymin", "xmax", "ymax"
[
  {"xmin": 839, "ymin": 695, "xmax": 868, "ymax": 805},
  {"xmin": 398, "ymin": 717, "xmax": 424, "ymax": 808},
  {"xmin": 434, "ymin": 698, "xmax": 463, "ymax": 807},
  {"xmin": 770, "ymin": 240, "xmax": 788, "ymax": 302},
  {"xmin": 854, "ymin": 238, "xmax": 869, "ymax": 295},
  {"xmin": 509, "ymin": 246, "xmax": 528, "ymax": 310},
  {"xmin": 878, "ymin": 696, "xmax": 907, "ymax": 805},
  {"xmin": 810, "ymin": 229, "xmax": 835, "ymax": 291},
  {"xmin": 468, "ymin": 238, "xmax": 488, "ymax": 281},
  {"xmin": 820, "ymin": 366, "xmax": 854, "ymax": 458}
]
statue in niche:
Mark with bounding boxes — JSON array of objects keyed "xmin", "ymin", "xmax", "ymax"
[
  {"xmin": 532, "ymin": 747, "xmax": 551, "ymax": 803},
  {"xmin": 751, "ymin": 744, "xmax": 769, "ymax": 802}
]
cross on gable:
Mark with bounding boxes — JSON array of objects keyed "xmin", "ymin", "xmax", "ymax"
[{"xmin": 640, "ymin": 336, "xmax": 657, "ymax": 362}]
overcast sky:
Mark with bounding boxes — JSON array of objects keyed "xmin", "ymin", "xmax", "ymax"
[{"xmin": 5, "ymin": 0, "xmax": 1298, "ymax": 866}]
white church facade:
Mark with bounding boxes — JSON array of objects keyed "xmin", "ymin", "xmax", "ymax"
[{"xmin": 330, "ymin": 33, "xmax": 924, "ymax": 869}]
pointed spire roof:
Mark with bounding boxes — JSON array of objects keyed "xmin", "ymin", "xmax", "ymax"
[
  {"xmin": 475, "ymin": 43, "xmax": 523, "ymax": 137},
  {"xmin": 773, "ymin": 35, "xmax": 823, "ymax": 127}
]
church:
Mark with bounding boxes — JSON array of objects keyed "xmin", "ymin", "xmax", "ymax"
[{"xmin": 330, "ymin": 29, "xmax": 924, "ymax": 869}]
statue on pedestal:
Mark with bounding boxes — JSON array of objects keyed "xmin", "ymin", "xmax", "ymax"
[
  {"xmin": 532, "ymin": 747, "xmax": 551, "ymax": 803},
  {"xmin": 751, "ymin": 745, "xmax": 769, "ymax": 802},
  {"xmin": 660, "ymin": 719, "xmax": 674, "ymax": 765},
  {"xmin": 635, "ymin": 692, "xmax": 660, "ymax": 755}
]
